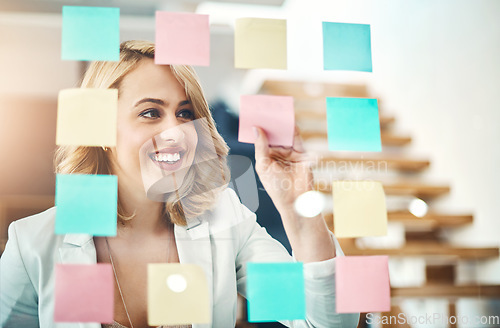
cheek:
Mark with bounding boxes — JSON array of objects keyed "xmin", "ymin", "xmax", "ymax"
[
  {"xmin": 185, "ymin": 125, "xmax": 198, "ymax": 151},
  {"xmin": 115, "ymin": 125, "xmax": 146, "ymax": 169}
]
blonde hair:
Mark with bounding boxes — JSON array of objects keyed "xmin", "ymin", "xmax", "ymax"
[{"xmin": 54, "ymin": 40, "xmax": 230, "ymax": 226}]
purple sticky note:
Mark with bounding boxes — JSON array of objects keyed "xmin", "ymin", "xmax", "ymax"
[
  {"xmin": 54, "ymin": 264, "xmax": 114, "ymax": 323},
  {"xmin": 155, "ymin": 11, "xmax": 210, "ymax": 66},
  {"xmin": 336, "ymin": 256, "xmax": 391, "ymax": 313},
  {"xmin": 238, "ymin": 95, "xmax": 295, "ymax": 147}
]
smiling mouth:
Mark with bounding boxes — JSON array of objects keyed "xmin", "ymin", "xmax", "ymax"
[
  {"xmin": 150, "ymin": 152, "xmax": 182, "ymax": 164},
  {"xmin": 148, "ymin": 149, "xmax": 187, "ymax": 171}
]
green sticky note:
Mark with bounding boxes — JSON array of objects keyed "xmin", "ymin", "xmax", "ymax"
[
  {"xmin": 62, "ymin": 6, "xmax": 120, "ymax": 61},
  {"xmin": 326, "ymin": 97, "xmax": 382, "ymax": 152},
  {"xmin": 247, "ymin": 262, "xmax": 305, "ymax": 322},
  {"xmin": 55, "ymin": 174, "xmax": 117, "ymax": 236},
  {"xmin": 323, "ymin": 22, "xmax": 372, "ymax": 72}
]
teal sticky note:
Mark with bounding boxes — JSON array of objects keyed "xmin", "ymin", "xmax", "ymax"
[
  {"xmin": 323, "ymin": 22, "xmax": 372, "ymax": 72},
  {"xmin": 326, "ymin": 97, "xmax": 382, "ymax": 152},
  {"xmin": 55, "ymin": 174, "xmax": 117, "ymax": 236},
  {"xmin": 62, "ymin": 6, "xmax": 120, "ymax": 61},
  {"xmin": 246, "ymin": 262, "xmax": 305, "ymax": 322}
]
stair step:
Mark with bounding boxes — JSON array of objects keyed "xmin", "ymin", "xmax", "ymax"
[
  {"xmin": 315, "ymin": 182, "xmax": 450, "ymax": 198},
  {"xmin": 391, "ymin": 285, "xmax": 500, "ymax": 298},
  {"xmin": 301, "ymin": 130, "xmax": 412, "ymax": 146},
  {"xmin": 261, "ymin": 80, "xmax": 370, "ymax": 99},
  {"xmin": 338, "ymin": 240, "xmax": 499, "ymax": 259},
  {"xmin": 295, "ymin": 111, "xmax": 395, "ymax": 128},
  {"xmin": 324, "ymin": 212, "xmax": 473, "ymax": 232},
  {"xmin": 316, "ymin": 155, "xmax": 430, "ymax": 172},
  {"xmin": 324, "ymin": 212, "xmax": 473, "ymax": 231}
]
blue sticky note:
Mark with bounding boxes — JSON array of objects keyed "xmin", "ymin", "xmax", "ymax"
[
  {"xmin": 323, "ymin": 22, "xmax": 372, "ymax": 72},
  {"xmin": 246, "ymin": 262, "xmax": 305, "ymax": 322},
  {"xmin": 62, "ymin": 6, "xmax": 120, "ymax": 61},
  {"xmin": 326, "ymin": 97, "xmax": 382, "ymax": 152},
  {"xmin": 55, "ymin": 174, "xmax": 117, "ymax": 236}
]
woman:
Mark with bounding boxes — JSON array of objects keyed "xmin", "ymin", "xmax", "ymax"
[{"xmin": 0, "ymin": 40, "xmax": 360, "ymax": 328}]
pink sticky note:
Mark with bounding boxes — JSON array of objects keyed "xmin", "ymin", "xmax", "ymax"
[
  {"xmin": 336, "ymin": 256, "xmax": 390, "ymax": 313},
  {"xmin": 239, "ymin": 95, "xmax": 295, "ymax": 147},
  {"xmin": 54, "ymin": 264, "xmax": 114, "ymax": 323},
  {"xmin": 155, "ymin": 11, "xmax": 210, "ymax": 66}
]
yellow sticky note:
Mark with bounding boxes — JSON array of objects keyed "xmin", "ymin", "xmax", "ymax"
[
  {"xmin": 235, "ymin": 18, "xmax": 287, "ymax": 69},
  {"xmin": 333, "ymin": 180, "xmax": 387, "ymax": 237},
  {"xmin": 148, "ymin": 264, "xmax": 210, "ymax": 326},
  {"xmin": 56, "ymin": 88, "xmax": 117, "ymax": 146}
]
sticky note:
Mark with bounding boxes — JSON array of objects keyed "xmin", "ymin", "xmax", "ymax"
[
  {"xmin": 238, "ymin": 95, "xmax": 295, "ymax": 147},
  {"xmin": 54, "ymin": 264, "xmax": 114, "ymax": 322},
  {"xmin": 326, "ymin": 97, "xmax": 381, "ymax": 152},
  {"xmin": 55, "ymin": 174, "xmax": 118, "ymax": 236},
  {"xmin": 155, "ymin": 12, "xmax": 210, "ymax": 66},
  {"xmin": 246, "ymin": 262, "xmax": 305, "ymax": 322},
  {"xmin": 322, "ymin": 22, "xmax": 372, "ymax": 72},
  {"xmin": 62, "ymin": 6, "xmax": 120, "ymax": 61},
  {"xmin": 148, "ymin": 263, "xmax": 210, "ymax": 325},
  {"xmin": 332, "ymin": 180, "xmax": 387, "ymax": 237},
  {"xmin": 56, "ymin": 88, "xmax": 118, "ymax": 146},
  {"xmin": 336, "ymin": 256, "xmax": 391, "ymax": 313},
  {"xmin": 235, "ymin": 18, "xmax": 287, "ymax": 69}
]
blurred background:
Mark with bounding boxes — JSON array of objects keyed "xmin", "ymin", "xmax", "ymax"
[{"xmin": 1, "ymin": 0, "xmax": 500, "ymax": 327}]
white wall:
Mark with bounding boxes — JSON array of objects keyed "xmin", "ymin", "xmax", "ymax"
[
  {"xmin": 368, "ymin": 0, "xmax": 500, "ymax": 283},
  {"xmin": 264, "ymin": 0, "xmax": 500, "ymax": 283}
]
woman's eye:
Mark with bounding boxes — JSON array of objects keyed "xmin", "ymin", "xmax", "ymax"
[
  {"xmin": 177, "ymin": 109, "xmax": 195, "ymax": 120},
  {"xmin": 139, "ymin": 109, "xmax": 160, "ymax": 119}
]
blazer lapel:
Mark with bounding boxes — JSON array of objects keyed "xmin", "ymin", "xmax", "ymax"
[{"xmin": 175, "ymin": 217, "xmax": 214, "ymax": 328}]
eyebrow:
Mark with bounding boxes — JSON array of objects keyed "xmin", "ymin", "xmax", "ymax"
[{"xmin": 134, "ymin": 98, "xmax": 191, "ymax": 108}]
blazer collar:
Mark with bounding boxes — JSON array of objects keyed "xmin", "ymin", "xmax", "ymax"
[
  {"xmin": 58, "ymin": 218, "xmax": 214, "ymax": 327},
  {"xmin": 62, "ymin": 233, "xmax": 93, "ymax": 247}
]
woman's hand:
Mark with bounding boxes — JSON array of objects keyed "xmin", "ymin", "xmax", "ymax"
[
  {"xmin": 253, "ymin": 126, "xmax": 314, "ymax": 214},
  {"xmin": 253, "ymin": 125, "xmax": 335, "ymax": 262}
]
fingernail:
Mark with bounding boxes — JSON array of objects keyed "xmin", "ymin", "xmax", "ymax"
[{"xmin": 253, "ymin": 127, "xmax": 259, "ymax": 138}]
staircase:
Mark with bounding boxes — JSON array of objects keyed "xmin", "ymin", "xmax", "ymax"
[{"xmin": 259, "ymin": 79, "xmax": 500, "ymax": 328}]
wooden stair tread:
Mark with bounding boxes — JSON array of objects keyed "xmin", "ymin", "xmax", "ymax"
[
  {"xmin": 296, "ymin": 111, "xmax": 395, "ymax": 127},
  {"xmin": 317, "ymin": 155, "xmax": 430, "ymax": 172},
  {"xmin": 315, "ymin": 182, "xmax": 450, "ymax": 198},
  {"xmin": 261, "ymin": 80, "xmax": 370, "ymax": 99},
  {"xmin": 301, "ymin": 131, "xmax": 412, "ymax": 146},
  {"xmin": 338, "ymin": 241, "xmax": 499, "ymax": 259},
  {"xmin": 392, "ymin": 284, "xmax": 500, "ymax": 298},
  {"xmin": 324, "ymin": 212, "xmax": 473, "ymax": 230}
]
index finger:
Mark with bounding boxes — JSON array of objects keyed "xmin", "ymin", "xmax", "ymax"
[{"xmin": 292, "ymin": 125, "xmax": 306, "ymax": 153}]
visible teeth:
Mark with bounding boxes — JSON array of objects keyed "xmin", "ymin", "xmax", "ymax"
[{"xmin": 153, "ymin": 152, "xmax": 181, "ymax": 163}]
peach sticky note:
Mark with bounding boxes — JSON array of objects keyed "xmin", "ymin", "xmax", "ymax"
[
  {"xmin": 235, "ymin": 18, "xmax": 287, "ymax": 69},
  {"xmin": 332, "ymin": 180, "xmax": 387, "ymax": 237},
  {"xmin": 54, "ymin": 264, "xmax": 114, "ymax": 323},
  {"xmin": 336, "ymin": 256, "xmax": 391, "ymax": 313},
  {"xmin": 148, "ymin": 263, "xmax": 210, "ymax": 326},
  {"xmin": 56, "ymin": 88, "xmax": 117, "ymax": 146},
  {"xmin": 155, "ymin": 11, "xmax": 210, "ymax": 66},
  {"xmin": 238, "ymin": 95, "xmax": 295, "ymax": 147}
]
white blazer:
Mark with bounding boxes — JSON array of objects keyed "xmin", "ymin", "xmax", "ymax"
[{"xmin": 0, "ymin": 188, "xmax": 359, "ymax": 328}]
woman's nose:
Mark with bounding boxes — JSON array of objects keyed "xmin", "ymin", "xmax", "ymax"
[{"xmin": 157, "ymin": 118, "xmax": 185, "ymax": 144}]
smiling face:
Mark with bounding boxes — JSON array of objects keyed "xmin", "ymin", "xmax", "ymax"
[{"xmin": 113, "ymin": 59, "xmax": 198, "ymax": 201}]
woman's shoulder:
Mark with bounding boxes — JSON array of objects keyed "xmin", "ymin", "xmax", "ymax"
[
  {"xmin": 7, "ymin": 207, "xmax": 63, "ymax": 256},
  {"xmin": 11, "ymin": 207, "xmax": 57, "ymax": 235}
]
